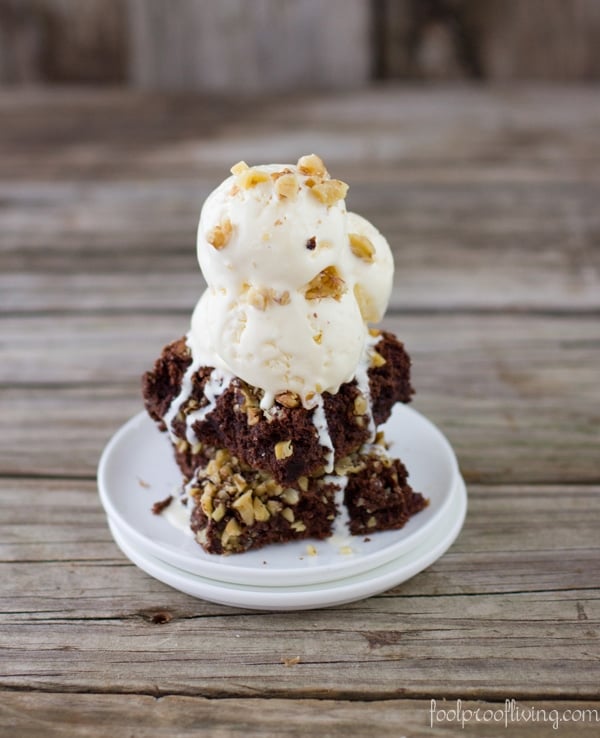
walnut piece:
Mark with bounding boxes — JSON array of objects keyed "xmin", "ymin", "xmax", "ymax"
[
  {"xmin": 274, "ymin": 440, "xmax": 293, "ymax": 460},
  {"xmin": 237, "ymin": 167, "xmax": 270, "ymax": 189},
  {"xmin": 349, "ymin": 233, "xmax": 375, "ymax": 263},
  {"xmin": 371, "ymin": 350, "xmax": 387, "ymax": 368},
  {"xmin": 230, "ymin": 161, "xmax": 249, "ymax": 175},
  {"xmin": 297, "ymin": 154, "xmax": 327, "ymax": 177},
  {"xmin": 275, "ymin": 391, "xmax": 300, "ymax": 408},
  {"xmin": 206, "ymin": 218, "xmax": 233, "ymax": 250},
  {"xmin": 309, "ymin": 179, "xmax": 348, "ymax": 207},
  {"xmin": 303, "ymin": 266, "xmax": 346, "ymax": 301},
  {"xmin": 353, "ymin": 394, "xmax": 368, "ymax": 416},
  {"xmin": 275, "ymin": 173, "xmax": 299, "ymax": 200}
]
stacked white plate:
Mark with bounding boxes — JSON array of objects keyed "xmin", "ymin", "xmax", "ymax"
[{"xmin": 98, "ymin": 404, "xmax": 467, "ymax": 610}]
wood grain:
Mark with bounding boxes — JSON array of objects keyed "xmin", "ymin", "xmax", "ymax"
[
  {"xmin": 1, "ymin": 87, "xmax": 599, "ymax": 731},
  {"xmin": 1, "ymin": 312, "xmax": 598, "ymax": 483},
  {"xmin": 2, "ymin": 693, "xmax": 599, "ymax": 738},
  {"xmin": 1, "ymin": 479, "xmax": 599, "ymax": 699}
]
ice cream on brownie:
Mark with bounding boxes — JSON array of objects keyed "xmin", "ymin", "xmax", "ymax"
[{"xmin": 143, "ymin": 154, "xmax": 426, "ymax": 554}]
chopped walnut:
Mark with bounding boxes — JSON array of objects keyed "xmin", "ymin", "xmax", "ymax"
[
  {"xmin": 297, "ymin": 154, "xmax": 327, "ymax": 177},
  {"xmin": 230, "ymin": 161, "xmax": 249, "ymax": 175},
  {"xmin": 221, "ymin": 517, "xmax": 242, "ymax": 546},
  {"xmin": 281, "ymin": 506, "xmax": 295, "ymax": 523},
  {"xmin": 274, "ymin": 440, "xmax": 293, "ymax": 460},
  {"xmin": 353, "ymin": 394, "xmax": 368, "ymax": 416},
  {"xmin": 232, "ymin": 489, "xmax": 255, "ymax": 526},
  {"xmin": 275, "ymin": 391, "xmax": 300, "ymax": 408},
  {"xmin": 246, "ymin": 286, "xmax": 290, "ymax": 310},
  {"xmin": 309, "ymin": 179, "xmax": 348, "ymax": 207},
  {"xmin": 303, "ymin": 266, "xmax": 346, "ymax": 301},
  {"xmin": 246, "ymin": 286, "xmax": 269, "ymax": 311},
  {"xmin": 275, "ymin": 173, "xmax": 299, "ymax": 200},
  {"xmin": 237, "ymin": 167, "xmax": 270, "ymax": 189},
  {"xmin": 247, "ymin": 406, "xmax": 261, "ymax": 426},
  {"xmin": 281, "ymin": 488, "xmax": 299, "ymax": 505},
  {"xmin": 253, "ymin": 496, "xmax": 271, "ymax": 522},
  {"xmin": 349, "ymin": 233, "xmax": 375, "ymax": 263},
  {"xmin": 206, "ymin": 218, "xmax": 233, "ymax": 250},
  {"xmin": 371, "ymin": 350, "xmax": 387, "ymax": 368}
]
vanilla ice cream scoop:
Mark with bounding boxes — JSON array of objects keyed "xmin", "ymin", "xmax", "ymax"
[{"xmin": 189, "ymin": 155, "xmax": 393, "ymax": 408}]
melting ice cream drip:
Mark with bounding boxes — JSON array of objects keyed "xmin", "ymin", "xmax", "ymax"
[
  {"xmin": 311, "ymin": 394, "xmax": 335, "ymax": 473},
  {"xmin": 353, "ymin": 331, "xmax": 380, "ymax": 443},
  {"xmin": 162, "ymin": 335, "xmax": 233, "ymax": 445},
  {"xmin": 184, "ymin": 366, "xmax": 233, "ymax": 443}
]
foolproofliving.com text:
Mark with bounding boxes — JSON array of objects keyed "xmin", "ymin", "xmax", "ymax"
[{"xmin": 430, "ymin": 699, "xmax": 600, "ymax": 731}]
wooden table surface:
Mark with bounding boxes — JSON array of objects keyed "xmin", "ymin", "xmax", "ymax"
[{"xmin": 1, "ymin": 86, "xmax": 599, "ymax": 737}]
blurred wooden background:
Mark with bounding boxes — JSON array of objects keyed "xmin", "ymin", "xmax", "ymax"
[{"xmin": 1, "ymin": 0, "xmax": 600, "ymax": 91}]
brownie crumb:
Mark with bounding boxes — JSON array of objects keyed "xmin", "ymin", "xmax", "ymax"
[
  {"xmin": 152, "ymin": 495, "xmax": 173, "ymax": 515},
  {"xmin": 305, "ymin": 236, "xmax": 316, "ymax": 250}
]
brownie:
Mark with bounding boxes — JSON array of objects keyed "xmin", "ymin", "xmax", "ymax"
[
  {"xmin": 343, "ymin": 450, "xmax": 429, "ymax": 535},
  {"xmin": 142, "ymin": 331, "xmax": 413, "ymax": 484},
  {"xmin": 187, "ymin": 449, "xmax": 337, "ymax": 554}
]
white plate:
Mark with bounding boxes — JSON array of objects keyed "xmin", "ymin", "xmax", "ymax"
[
  {"xmin": 98, "ymin": 404, "xmax": 462, "ymax": 587},
  {"xmin": 107, "ymin": 474, "xmax": 467, "ymax": 611}
]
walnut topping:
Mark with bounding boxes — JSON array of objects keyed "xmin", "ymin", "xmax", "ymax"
[
  {"xmin": 375, "ymin": 430, "xmax": 387, "ymax": 447},
  {"xmin": 313, "ymin": 331, "xmax": 323, "ymax": 345},
  {"xmin": 297, "ymin": 476, "xmax": 309, "ymax": 492},
  {"xmin": 371, "ymin": 350, "xmax": 387, "ymax": 368},
  {"xmin": 334, "ymin": 455, "xmax": 366, "ymax": 476},
  {"xmin": 303, "ymin": 266, "xmax": 346, "ymax": 301},
  {"xmin": 232, "ymin": 489, "xmax": 255, "ymax": 526},
  {"xmin": 291, "ymin": 521, "xmax": 306, "ymax": 533},
  {"xmin": 297, "ymin": 154, "xmax": 327, "ymax": 178},
  {"xmin": 246, "ymin": 286, "xmax": 290, "ymax": 310},
  {"xmin": 246, "ymin": 286, "xmax": 269, "ymax": 311},
  {"xmin": 237, "ymin": 167, "xmax": 270, "ymax": 189},
  {"xmin": 175, "ymin": 439, "xmax": 189, "ymax": 453},
  {"xmin": 353, "ymin": 394, "xmax": 368, "ymax": 416},
  {"xmin": 206, "ymin": 218, "xmax": 233, "ymax": 250},
  {"xmin": 253, "ymin": 496, "xmax": 271, "ymax": 522},
  {"xmin": 273, "ymin": 290, "xmax": 291, "ymax": 306},
  {"xmin": 310, "ymin": 179, "xmax": 348, "ymax": 207},
  {"xmin": 281, "ymin": 506, "xmax": 295, "ymax": 523},
  {"xmin": 211, "ymin": 503, "xmax": 226, "ymax": 522},
  {"xmin": 247, "ymin": 406, "xmax": 261, "ymax": 426},
  {"xmin": 230, "ymin": 160, "xmax": 249, "ymax": 175},
  {"xmin": 274, "ymin": 440, "xmax": 293, "ymax": 460},
  {"xmin": 221, "ymin": 517, "xmax": 242, "ymax": 545},
  {"xmin": 349, "ymin": 233, "xmax": 375, "ymax": 263},
  {"xmin": 306, "ymin": 544, "xmax": 318, "ymax": 556},
  {"xmin": 275, "ymin": 173, "xmax": 299, "ymax": 200},
  {"xmin": 275, "ymin": 391, "xmax": 300, "ymax": 408},
  {"xmin": 281, "ymin": 488, "xmax": 299, "ymax": 505}
]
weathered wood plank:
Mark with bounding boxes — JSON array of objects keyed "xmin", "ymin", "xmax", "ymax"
[
  {"xmin": 127, "ymin": 0, "xmax": 371, "ymax": 93},
  {"xmin": 2, "ymin": 174, "xmax": 599, "ymax": 312},
  {"xmin": 2, "ymin": 481, "xmax": 599, "ymax": 597},
  {"xmin": 1, "ymin": 693, "xmax": 599, "ymax": 738},
  {"xmin": 0, "ymin": 583, "xmax": 598, "ymax": 697},
  {"xmin": 1, "ymin": 87, "xmax": 599, "ymax": 180},
  {"xmin": 1, "ymin": 313, "xmax": 598, "ymax": 482}
]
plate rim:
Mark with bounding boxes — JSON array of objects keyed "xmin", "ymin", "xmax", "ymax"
[
  {"xmin": 98, "ymin": 404, "xmax": 461, "ymax": 586},
  {"xmin": 107, "ymin": 475, "xmax": 467, "ymax": 611}
]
